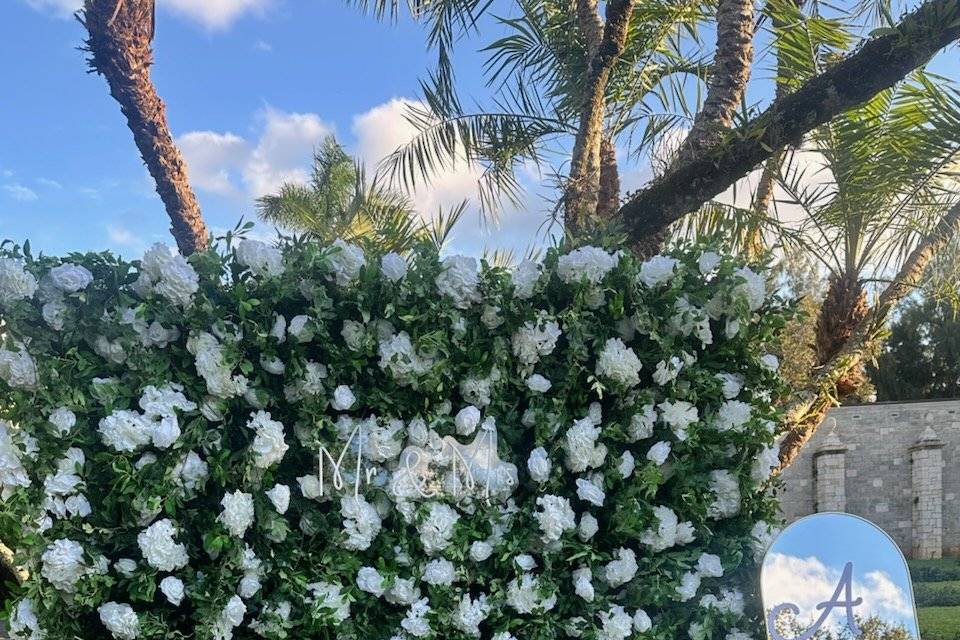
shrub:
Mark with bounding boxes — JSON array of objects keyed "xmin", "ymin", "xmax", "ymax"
[
  {"xmin": 909, "ymin": 558, "xmax": 960, "ymax": 583},
  {"xmin": 915, "ymin": 581, "xmax": 960, "ymax": 608},
  {"xmin": 0, "ymin": 234, "xmax": 785, "ymax": 640}
]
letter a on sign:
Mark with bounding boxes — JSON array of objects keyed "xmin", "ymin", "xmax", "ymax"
[{"xmin": 759, "ymin": 513, "xmax": 921, "ymax": 640}]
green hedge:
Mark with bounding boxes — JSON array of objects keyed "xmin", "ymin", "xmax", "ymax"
[
  {"xmin": 914, "ymin": 580, "xmax": 960, "ymax": 607},
  {"xmin": 909, "ymin": 558, "xmax": 960, "ymax": 583}
]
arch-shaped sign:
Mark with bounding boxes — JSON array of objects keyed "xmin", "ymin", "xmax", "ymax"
[{"xmin": 761, "ymin": 513, "xmax": 920, "ymax": 639}]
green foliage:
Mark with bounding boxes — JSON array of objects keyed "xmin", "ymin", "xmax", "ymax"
[
  {"xmin": 256, "ymin": 136, "xmax": 464, "ymax": 254},
  {"xmin": 909, "ymin": 558, "xmax": 960, "ymax": 583},
  {"xmin": 360, "ymin": 0, "xmax": 709, "ymax": 218},
  {"xmin": 914, "ymin": 580, "xmax": 960, "ymax": 608},
  {"xmin": 869, "ymin": 296, "xmax": 960, "ymax": 401},
  {"xmin": 677, "ymin": 0, "xmax": 960, "ymax": 286}
]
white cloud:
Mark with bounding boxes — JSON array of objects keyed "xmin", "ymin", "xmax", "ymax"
[
  {"xmin": 761, "ymin": 553, "xmax": 914, "ymax": 633},
  {"xmin": 22, "ymin": 0, "xmax": 270, "ymax": 29},
  {"xmin": 254, "ymin": 39, "xmax": 272, "ymax": 52},
  {"xmin": 3, "ymin": 184, "xmax": 39, "ymax": 202},
  {"xmin": 179, "ymin": 100, "xmax": 554, "ymax": 257},
  {"xmin": 106, "ymin": 224, "xmax": 144, "ymax": 247},
  {"xmin": 37, "ymin": 178, "xmax": 62, "ymax": 189},
  {"xmin": 177, "ymin": 108, "xmax": 333, "ymax": 201},
  {"xmin": 161, "ymin": 0, "xmax": 271, "ymax": 30},
  {"xmin": 352, "ymin": 98, "xmax": 484, "ymax": 222},
  {"xmin": 22, "ymin": 0, "xmax": 80, "ymax": 17},
  {"xmin": 178, "ymin": 131, "xmax": 249, "ymax": 197},
  {"xmin": 244, "ymin": 108, "xmax": 333, "ymax": 198}
]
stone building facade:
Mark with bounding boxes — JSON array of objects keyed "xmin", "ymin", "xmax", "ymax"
[{"xmin": 779, "ymin": 399, "xmax": 960, "ymax": 559}]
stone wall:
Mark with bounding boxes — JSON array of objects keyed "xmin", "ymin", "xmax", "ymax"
[{"xmin": 779, "ymin": 400, "xmax": 960, "ymax": 559}]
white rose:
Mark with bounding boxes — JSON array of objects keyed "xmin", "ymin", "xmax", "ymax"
[
  {"xmin": 48, "ymin": 263, "xmax": 94, "ymax": 293},
  {"xmin": 511, "ymin": 260, "xmax": 540, "ymax": 298},
  {"xmin": 525, "ymin": 374, "xmax": 552, "ymax": 393},
  {"xmin": 41, "ymin": 538, "xmax": 86, "ymax": 592},
  {"xmin": 137, "ymin": 519, "xmax": 189, "ymax": 572},
  {"xmin": 357, "ymin": 566, "xmax": 386, "ymax": 596},
  {"xmin": 327, "ymin": 239, "xmax": 366, "ymax": 286},
  {"xmin": 733, "ymin": 267, "xmax": 765, "ymax": 311},
  {"xmin": 48, "ymin": 407, "xmax": 76, "ymax": 436},
  {"xmin": 470, "ymin": 540, "xmax": 493, "ymax": 562},
  {"xmin": 760, "ymin": 354, "xmax": 780, "ymax": 371},
  {"xmin": 596, "ymin": 338, "xmax": 642, "ymax": 387},
  {"xmin": 297, "ymin": 474, "xmax": 323, "ymax": 499},
  {"xmin": 219, "ymin": 491, "xmax": 255, "ymax": 538},
  {"xmin": 287, "ymin": 315, "xmax": 313, "ymax": 342},
  {"xmin": 638, "ymin": 255, "xmax": 678, "ymax": 287},
  {"xmin": 646, "ymin": 441, "xmax": 671, "ymax": 466},
  {"xmin": 331, "ymin": 385, "xmax": 356, "ymax": 411},
  {"xmin": 160, "ymin": 576, "xmax": 185, "ymax": 606},
  {"xmin": 527, "ymin": 447, "xmax": 551, "ymax": 483},
  {"xmin": 381, "ymin": 252, "xmax": 408, "ymax": 282},
  {"xmin": 98, "ymin": 602, "xmax": 140, "ymax": 640},
  {"xmin": 265, "ymin": 483, "xmax": 290, "ymax": 514},
  {"xmin": 697, "ymin": 251, "xmax": 721, "ymax": 274},
  {"xmin": 455, "ymin": 406, "xmax": 481, "ymax": 435},
  {"xmin": 435, "ymin": 255, "xmax": 481, "ymax": 308},
  {"xmin": 575, "ymin": 478, "xmax": 605, "ymax": 507},
  {"xmin": 557, "ymin": 246, "xmax": 617, "ymax": 285},
  {"xmin": 0, "ymin": 258, "xmax": 38, "ymax": 305},
  {"xmin": 236, "ymin": 239, "xmax": 284, "ymax": 277},
  {"xmin": 247, "ymin": 410, "xmax": 289, "ymax": 468},
  {"xmin": 42, "ymin": 298, "xmax": 67, "ymax": 330}
]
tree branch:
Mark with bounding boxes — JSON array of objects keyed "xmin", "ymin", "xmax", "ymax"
[
  {"xmin": 674, "ymin": 0, "xmax": 755, "ymax": 163},
  {"xmin": 617, "ymin": 0, "xmax": 960, "ymax": 243},
  {"xmin": 564, "ymin": 0, "xmax": 636, "ymax": 236},
  {"xmin": 776, "ymin": 199, "xmax": 960, "ymax": 471},
  {"xmin": 81, "ymin": 0, "xmax": 209, "ymax": 255}
]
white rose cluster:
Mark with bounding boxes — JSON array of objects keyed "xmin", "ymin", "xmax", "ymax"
[
  {"xmin": 137, "ymin": 518, "xmax": 189, "ymax": 571},
  {"xmin": 0, "ymin": 238, "xmax": 784, "ymax": 639},
  {"xmin": 236, "ymin": 239, "xmax": 284, "ymax": 278},
  {"xmin": 0, "ymin": 258, "xmax": 38, "ymax": 305},
  {"xmin": 133, "ymin": 243, "xmax": 199, "ymax": 307}
]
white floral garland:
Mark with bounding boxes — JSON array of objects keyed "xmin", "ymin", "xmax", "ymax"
[{"xmin": 0, "ymin": 236, "xmax": 784, "ymax": 640}]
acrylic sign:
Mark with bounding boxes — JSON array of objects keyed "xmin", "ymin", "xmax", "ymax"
[{"xmin": 761, "ymin": 513, "xmax": 921, "ymax": 639}]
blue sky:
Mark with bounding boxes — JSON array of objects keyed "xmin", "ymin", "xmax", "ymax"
[
  {"xmin": 762, "ymin": 513, "xmax": 920, "ymax": 637},
  {"xmin": 2, "ymin": 0, "xmax": 557, "ymax": 258},
  {"xmin": 1, "ymin": 0, "xmax": 958, "ymax": 260}
]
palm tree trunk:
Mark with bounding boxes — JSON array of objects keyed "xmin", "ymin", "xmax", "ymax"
[
  {"xmin": 81, "ymin": 0, "xmax": 209, "ymax": 255},
  {"xmin": 674, "ymin": 0, "xmax": 755, "ymax": 163},
  {"xmin": 564, "ymin": 0, "xmax": 635, "ymax": 237},
  {"xmin": 777, "ymin": 200, "xmax": 960, "ymax": 471},
  {"xmin": 596, "ymin": 137, "xmax": 621, "ymax": 219},
  {"xmin": 630, "ymin": 0, "xmax": 754, "ymax": 258},
  {"xmin": 616, "ymin": 0, "xmax": 960, "ymax": 243},
  {"xmin": 813, "ymin": 272, "xmax": 869, "ymax": 394}
]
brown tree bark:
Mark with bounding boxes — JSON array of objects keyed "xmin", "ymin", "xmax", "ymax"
[
  {"xmin": 617, "ymin": 0, "xmax": 960, "ymax": 245},
  {"xmin": 813, "ymin": 272, "xmax": 869, "ymax": 394},
  {"xmin": 674, "ymin": 0, "xmax": 755, "ymax": 163},
  {"xmin": 596, "ymin": 137, "xmax": 621, "ymax": 219},
  {"xmin": 563, "ymin": 0, "xmax": 636, "ymax": 237},
  {"xmin": 777, "ymin": 200, "xmax": 960, "ymax": 471},
  {"xmin": 81, "ymin": 0, "xmax": 209, "ymax": 255}
]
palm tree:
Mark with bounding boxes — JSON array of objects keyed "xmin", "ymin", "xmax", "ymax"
[
  {"xmin": 357, "ymin": 0, "xmax": 711, "ymax": 232},
  {"xmin": 675, "ymin": 0, "xmax": 960, "ymax": 465},
  {"xmin": 256, "ymin": 136, "xmax": 464, "ymax": 253},
  {"xmin": 81, "ymin": 0, "xmax": 208, "ymax": 255}
]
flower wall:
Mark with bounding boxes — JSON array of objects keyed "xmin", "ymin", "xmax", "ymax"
[{"xmin": 0, "ymin": 235, "xmax": 785, "ymax": 640}]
